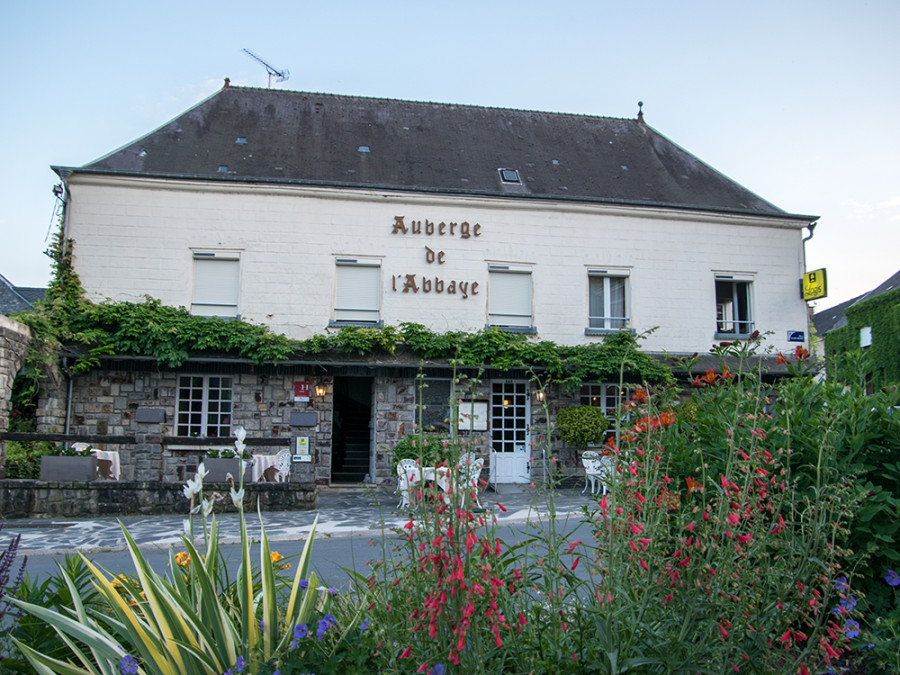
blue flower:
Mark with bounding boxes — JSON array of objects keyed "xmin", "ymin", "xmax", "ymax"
[
  {"xmin": 328, "ymin": 587, "xmax": 338, "ymax": 595},
  {"xmin": 360, "ymin": 617, "xmax": 370, "ymax": 631},
  {"xmin": 298, "ymin": 579, "xmax": 309, "ymax": 590},
  {"xmin": 234, "ymin": 656, "xmax": 245, "ymax": 673},
  {"xmin": 119, "ymin": 655, "xmax": 139, "ymax": 675},
  {"xmin": 843, "ymin": 619, "xmax": 860, "ymax": 639},
  {"xmin": 223, "ymin": 670, "xmax": 233, "ymax": 675},
  {"xmin": 430, "ymin": 665, "xmax": 445, "ymax": 675},
  {"xmin": 840, "ymin": 595, "xmax": 857, "ymax": 612},
  {"xmin": 835, "ymin": 576, "xmax": 850, "ymax": 593},
  {"xmin": 885, "ymin": 570, "xmax": 900, "ymax": 587},
  {"xmin": 294, "ymin": 623, "xmax": 309, "ymax": 639}
]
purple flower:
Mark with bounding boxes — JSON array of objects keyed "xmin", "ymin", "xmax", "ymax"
[
  {"xmin": 840, "ymin": 595, "xmax": 857, "ymax": 612},
  {"xmin": 298, "ymin": 579, "xmax": 309, "ymax": 590},
  {"xmin": 234, "ymin": 656, "xmax": 245, "ymax": 673},
  {"xmin": 316, "ymin": 614, "xmax": 336, "ymax": 641},
  {"xmin": 295, "ymin": 623, "xmax": 308, "ymax": 639},
  {"xmin": 328, "ymin": 587, "xmax": 338, "ymax": 595},
  {"xmin": 430, "ymin": 665, "xmax": 445, "ymax": 675},
  {"xmin": 843, "ymin": 620, "xmax": 860, "ymax": 639},
  {"xmin": 835, "ymin": 576, "xmax": 850, "ymax": 593},
  {"xmin": 119, "ymin": 655, "xmax": 139, "ymax": 675},
  {"xmin": 360, "ymin": 617, "xmax": 369, "ymax": 631},
  {"xmin": 885, "ymin": 570, "xmax": 900, "ymax": 587}
]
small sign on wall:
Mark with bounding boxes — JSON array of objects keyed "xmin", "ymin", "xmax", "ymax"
[
  {"xmin": 458, "ymin": 401, "xmax": 488, "ymax": 431},
  {"xmin": 787, "ymin": 331, "xmax": 805, "ymax": 343},
  {"xmin": 801, "ymin": 269, "xmax": 827, "ymax": 301},
  {"xmin": 294, "ymin": 382, "xmax": 310, "ymax": 402},
  {"xmin": 293, "ymin": 436, "xmax": 311, "ymax": 462}
]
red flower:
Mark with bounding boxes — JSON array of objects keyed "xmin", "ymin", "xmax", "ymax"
[
  {"xmin": 400, "ymin": 646, "xmax": 412, "ymax": 658},
  {"xmin": 776, "ymin": 352, "xmax": 788, "ymax": 365}
]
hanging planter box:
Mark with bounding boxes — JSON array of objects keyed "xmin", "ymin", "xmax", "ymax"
[
  {"xmin": 202, "ymin": 458, "xmax": 251, "ymax": 483},
  {"xmin": 40, "ymin": 455, "xmax": 99, "ymax": 482}
]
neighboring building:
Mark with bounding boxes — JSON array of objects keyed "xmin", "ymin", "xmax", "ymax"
[
  {"xmin": 44, "ymin": 83, "xmax": 818, "ymax": 487},
  {"xmin": 813, "ymin": 269, "xmax": 900, "ymax": 390},
  {"xmin": 0, "ymin": 273, "xmax": 44, "ymax": 315}
]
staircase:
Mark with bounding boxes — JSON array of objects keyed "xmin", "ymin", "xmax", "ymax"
[{"xmin": 332, "ymin": 418, "xmax": 370, "ymax": 483}]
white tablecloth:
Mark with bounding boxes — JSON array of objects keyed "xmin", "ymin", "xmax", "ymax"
[
  {"xmin": 251, "ymin": 455, "xmax": 279, "ymax": 482},
  {"xmin": 91, "ymin": 450, "xmax": 121, "ymax": 479}
]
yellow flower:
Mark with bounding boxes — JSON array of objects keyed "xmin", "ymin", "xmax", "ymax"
[
  {"xmin": 175, "ymin": 551, "xmax": 191, "ymax": 567},
  {"xmin": 270, "ymin": 551, "xmax": 291, "ymax": 570}
]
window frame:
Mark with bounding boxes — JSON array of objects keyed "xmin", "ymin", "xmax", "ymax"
[
  {"xmin": 331, "ymin": 257, "xmax": 383, "ymax": 327},
  {"xmin": 579, "ymin": 382, "xmax": 626, "ymax": 443},
  {"xmin": 191, "ymin": 250, "xmax": 241, "ymax": 318},
  {"xmin": 175, "ymin": 375, "xmax": 234, "ymax": 439},
  {"xmin": 487, "ymin": 264, "xmax": 535, "ymax": 333},
  {"xmin": 586, "ymin": 269, "xmax": 629, "ymax": 334},
  {"xmin": 714, "ymin": 274, "xmax": 754, "ymax": 338}
]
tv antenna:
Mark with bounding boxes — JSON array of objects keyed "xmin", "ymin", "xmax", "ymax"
[{"xmin": 241, "ymin": 48, "xmax": 290, "ymax": 88}]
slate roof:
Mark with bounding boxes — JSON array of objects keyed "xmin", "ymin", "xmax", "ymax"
[
  {"xmin": 62, "ymin": 85, "xmax": 815, "ymax": 222},
  {"xmin": 813, "ymin": 268, "xmax": 900, "ymax": 336},
  {"xmin": 0, "ymin": 273, "xmax": 44, "ymax": 315}
]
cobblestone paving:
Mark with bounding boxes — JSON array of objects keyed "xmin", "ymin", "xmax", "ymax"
[{"xmin": 3, "ymin": 485, "xmax": 594, "ymax": 555}]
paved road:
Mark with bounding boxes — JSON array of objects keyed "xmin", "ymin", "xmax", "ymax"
[{"xmin": 2, "ymin": 485, "xmax": 598, "ymax": 587}]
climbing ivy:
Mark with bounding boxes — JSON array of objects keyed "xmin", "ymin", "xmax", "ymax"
[
  {"xmin": 13, "ymin": 225, "xmax": 673, "ymax": 390},
  {"xmin": 824, "ymin": 287, "xmax": 900, "ymax": 387}
]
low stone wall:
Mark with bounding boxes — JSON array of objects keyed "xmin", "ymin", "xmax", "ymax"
[{"xmin": 0, "ymin": 480, "xmax": 317, "ymax": 519}]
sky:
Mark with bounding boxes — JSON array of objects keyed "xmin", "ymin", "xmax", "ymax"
[{"xmin": 1, "ymin": 0, "xmax": 897, "ymax": 311}]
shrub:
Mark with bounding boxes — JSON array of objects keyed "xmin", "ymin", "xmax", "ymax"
[{"xmin": 555, "ymin": 405, "xmax": 609, "ymax": 448}]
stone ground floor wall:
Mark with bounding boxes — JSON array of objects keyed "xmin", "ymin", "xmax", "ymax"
[
  {"xmin": 0, "ymin": 480, "xmax": 317, "ymax": 519},
  {"xmin": 0, "ymin": 316, "xmax": 31, "ymax": 477},
  {"xmin": 35, "ymin": 365, "xmax": 594, "ymax": 488}
]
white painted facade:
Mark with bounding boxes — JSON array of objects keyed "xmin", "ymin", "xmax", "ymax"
[{"xmin": 65, "ymin": 174, "xmax": 810, "ymax": 355}]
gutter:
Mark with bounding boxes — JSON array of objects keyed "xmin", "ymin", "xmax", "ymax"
[{"xmin": 52, "ymin": 166, "xmax": 820, "ymax": 225}]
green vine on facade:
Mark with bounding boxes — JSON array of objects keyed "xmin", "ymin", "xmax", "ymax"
[
  {"xmin": 824, "ymin": 286, "xmax": 900, "ymax": 386},
  {"xmin": 13, "ymin": 226, "xmax": 673, "ymax": 391}
]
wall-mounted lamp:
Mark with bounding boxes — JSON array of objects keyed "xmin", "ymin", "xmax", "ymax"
[
  {"xmin": 315, "ymin": 384, "xmax": 327, "ymax": 398},
  {"xmin": 534, "ymin": 390, "xmax": 545, "ymax": 402}
]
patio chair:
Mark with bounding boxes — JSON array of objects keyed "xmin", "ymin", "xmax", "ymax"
[
  {"xmin": 456, "ymin": 455, "xmax": 485, "ymax": 507},
  {"xmin": 581, "ymin": 450, "xmax": 609, "ymax": 495},
  {"xmin": 275, "ymin": 448, "xmax": 292, "ymax": 482},
  {"xmin": 396, "ymin": 458, "xmax": 423, "ymax": 509}
]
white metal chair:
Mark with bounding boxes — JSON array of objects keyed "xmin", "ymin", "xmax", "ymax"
[
  {"xmin": 456, "ymin": 455, "xmax": 485, "ymax": 507},
  {"xmin": 275, "ymin": 448, "xmax": 292, "ymax": 482},
  {"xmin": 581, "ymin": 450, "xmax": 609, "ymax": 495},
  {"xmin": 396, "ymin": 458, "xmax": 423, "ymax": 509}
]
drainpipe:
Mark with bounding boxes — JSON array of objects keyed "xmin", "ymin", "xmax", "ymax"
[{"xmin": 64, "ymin": 358, "xmax": 73, "ymax": 446}]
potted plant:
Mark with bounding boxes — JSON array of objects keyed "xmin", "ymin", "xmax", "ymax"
[
  {"xmin": 39, "ymin": 443, "xmax": 98, "ymax": 482},
  {"xmin": 555, "ymin": 405, "xmax": 610, "ymax": 449},
  {"xmin": 203, "ymin": 442, "xmax": 252, "ymax": 483}
]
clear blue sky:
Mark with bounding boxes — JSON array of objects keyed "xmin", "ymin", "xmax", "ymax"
[{"xmin": 1, "ymin": 0, "xmax": 897, "ymax": 309}]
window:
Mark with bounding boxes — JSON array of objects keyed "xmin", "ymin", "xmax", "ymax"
[
  {"xmin": 176, "ymin": 376, "xmax": 233, "ymax": 437},
  {"xmin": 580, "ymin": 383, "xmax": 623, "ymax": 415},
  {"xmin": 587, "ymin": 271, "xmax": 628, "ymax": 332},
  {"xmin": 498, "ymin": 168, "xmax": 521, "ymax": 184},
  {"xmin": 334, "ymin": 258, "xmax": 381, "ymax": 325},
  {"xmin": 192, "ymin": 251, "xmax": 240, "ymax": 318},
  {"xmin": 488, "ymin": 265, "xmax": 533, "ymax": 330},
  {"xmin": 715, "ymin": 276, "xmax": 753, "ymax": 336}
]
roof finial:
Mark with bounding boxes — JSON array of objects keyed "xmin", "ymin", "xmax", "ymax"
[
  {"xmin": 637, "ymin": 100, "xmax": 644, "ymax": 123},
  {"xmin": 224, "ymin": 77, "xmax": 231, "ymax": 88}
]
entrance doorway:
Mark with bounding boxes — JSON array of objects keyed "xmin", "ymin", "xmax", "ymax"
[
  {"xmin": 331, "ymin": 376, "xmax": 373, "ymax": 483},
  {"xmin": 489, "ymin": 380, "xmax": 531, "ymax": 485}
]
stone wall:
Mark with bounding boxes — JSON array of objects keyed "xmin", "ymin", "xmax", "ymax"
[
  {"xmin": 0, "ymin": 479, "xmax": 317, "ymax": 519},
  {"xmin": 0, "ymin": 316, "xmax": 31, "ymax": 477}
]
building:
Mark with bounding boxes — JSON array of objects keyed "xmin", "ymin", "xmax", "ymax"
[
  {"xmin": 42, "ymin": 83, "xmax": 818, "ymax": 487},
  {"xmin": 0, "ymin": 273, "xmax": 44, "ymax": 316},
  {"xmin": 813, "ymin": 269, "xmax": 900, "ymax": 389}
]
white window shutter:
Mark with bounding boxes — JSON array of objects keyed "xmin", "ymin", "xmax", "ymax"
[
  {"xmin": 489, "ymin": 271, "xmax": 532, "ymax": 327},
  {"xmin": 192, "ymin": 258, "xmax": 239, "ymax": 317}
]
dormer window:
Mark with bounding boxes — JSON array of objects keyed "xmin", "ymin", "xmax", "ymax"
[{"xmin": 498, "ymin": 168, "xmax": 521, "ymax": 184}]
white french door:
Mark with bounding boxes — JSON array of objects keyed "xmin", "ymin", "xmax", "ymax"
[{"xmin": 489, "ymin": 381, "xmax": 531, "ymax": 485}]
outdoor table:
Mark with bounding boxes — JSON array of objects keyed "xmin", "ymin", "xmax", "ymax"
[
  {"xmin": 251, "ymin": 455, "xmax": 279, "ymax": 482},
  {"xmin": 91, "ymin": 449, "xmax": 121, "ymax": 479}
]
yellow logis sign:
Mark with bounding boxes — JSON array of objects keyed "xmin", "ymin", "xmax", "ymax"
[{"xmin": 802, "ymin": 268, "xmax": 827, "ymax": 300}]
